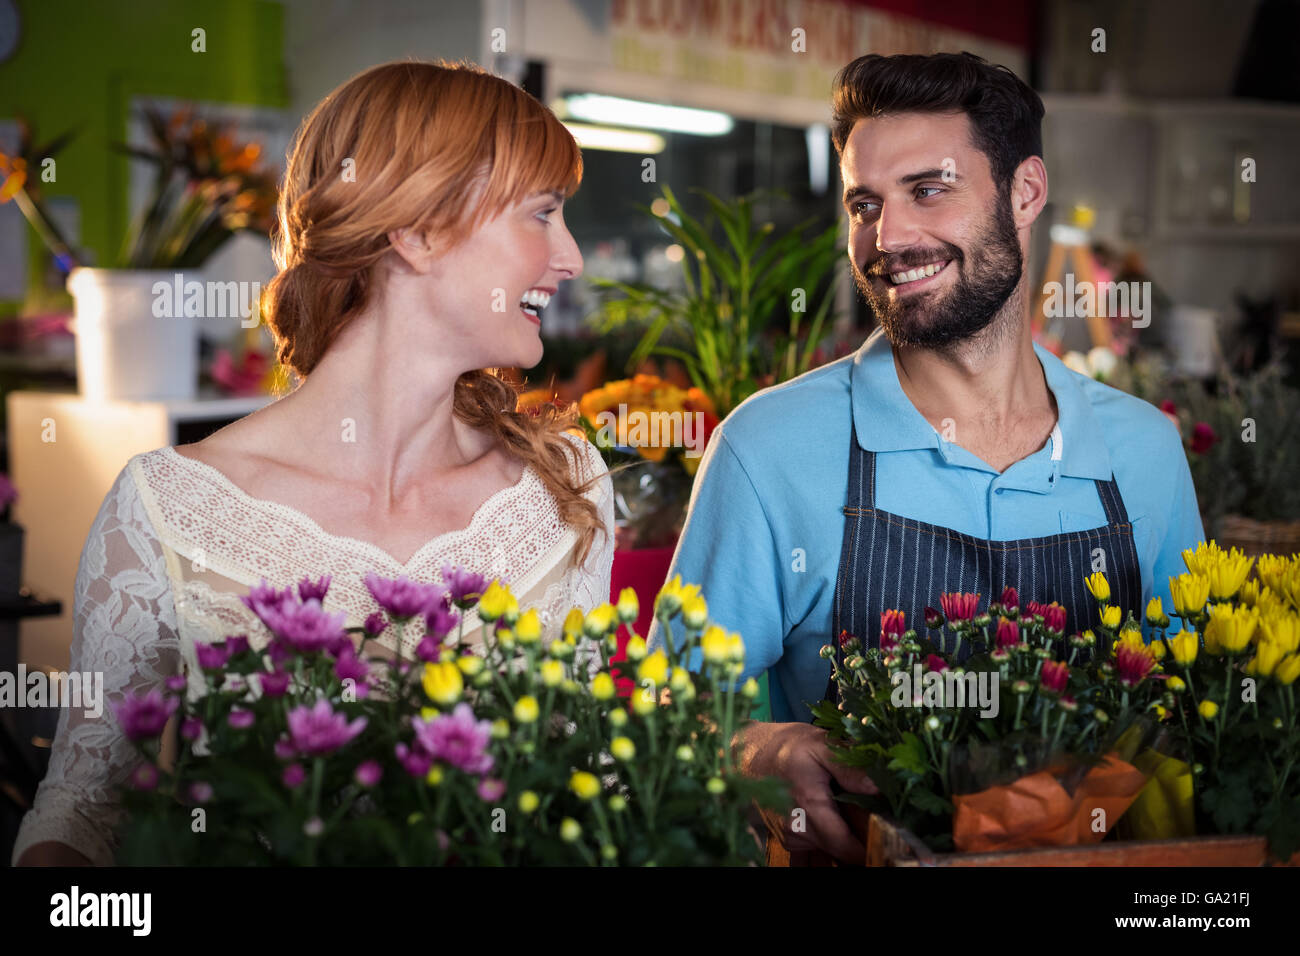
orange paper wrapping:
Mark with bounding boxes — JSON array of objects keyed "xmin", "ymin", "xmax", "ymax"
[{"xmin": 951, "ymin": 753, "xmax": 1148, "ymax": 853}]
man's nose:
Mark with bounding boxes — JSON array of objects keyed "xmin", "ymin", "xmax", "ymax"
[{"xmin": 875, "ymin": 201, "xmax": 922, "ymax": 255}]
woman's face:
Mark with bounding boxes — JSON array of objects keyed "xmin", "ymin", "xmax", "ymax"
[{"xmin": 424, "ymin": 189, "xmax": 584, "ymax": 372}]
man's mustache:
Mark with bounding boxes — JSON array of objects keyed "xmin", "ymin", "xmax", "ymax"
[{"xmin": 863, "ymin": 248, "xmax": 963, "ymax": 278}]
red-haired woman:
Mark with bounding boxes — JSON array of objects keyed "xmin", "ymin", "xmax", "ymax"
[{"xmin": 16, "ymin": 61, "xmax": 613, "ymax": 866}]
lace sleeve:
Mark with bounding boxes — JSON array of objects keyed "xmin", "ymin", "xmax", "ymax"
[{"xmin": 11, "ymin": 461, "xmax": 181, "ymax": 866}]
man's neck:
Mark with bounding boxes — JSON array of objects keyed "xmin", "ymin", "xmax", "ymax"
[{"xmin": 889, "ymin": 293, "xmax": 1058, "ymax": 461}]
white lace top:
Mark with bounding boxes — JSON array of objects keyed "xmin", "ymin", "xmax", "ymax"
[{"xmin": 12, "ymin": 432, "xmax": 614, "ymax": 866}]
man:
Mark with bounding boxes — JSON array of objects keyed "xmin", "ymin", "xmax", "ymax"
[{"xmin": 646, "ymin": 52, "xmax": 1205, "ymax": 862}]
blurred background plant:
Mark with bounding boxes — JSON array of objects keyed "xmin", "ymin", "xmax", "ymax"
[
  {"xmin": 0, "ymin": 115, "xmax": 82, "ymax": 273},
  {"xmin": 588, "ymin": 185, "xmax": 843, "ymax": 419},
  {"xmin": 113, "ymin": 104, "xmax": 278, "ymax": 269}
]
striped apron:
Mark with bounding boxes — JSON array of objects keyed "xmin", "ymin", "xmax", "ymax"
[{"xmin": 826, "ymin": 431, "xmax": 1142, "ymax": 707}]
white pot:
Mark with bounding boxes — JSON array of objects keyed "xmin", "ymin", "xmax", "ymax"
[{"xmin": 67, "ymin": 268, "xmax": 199, "ymax": 402}]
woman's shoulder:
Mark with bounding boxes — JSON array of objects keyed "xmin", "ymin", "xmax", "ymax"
[{"xmin": 556, "ymin": 430, "xmax": 610, "ymax": 485}]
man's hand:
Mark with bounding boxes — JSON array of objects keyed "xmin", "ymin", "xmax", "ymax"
[{"xmin": 736, "ymin": 720, "xmax": 877, "ymax": 863}]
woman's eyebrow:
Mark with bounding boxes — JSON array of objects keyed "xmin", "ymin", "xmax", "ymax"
[{"xmin": 530, "ymin": 190, "xmax": 565, "ymax": 203}]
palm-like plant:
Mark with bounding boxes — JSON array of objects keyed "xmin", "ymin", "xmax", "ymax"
[{"xmin": 589, "ymin": 185, "xmax": 843, "ymax": 418}]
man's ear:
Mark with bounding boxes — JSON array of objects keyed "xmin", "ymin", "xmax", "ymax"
[
  {"xmin": 1009, "ymin": 156, "xmax": 1048, "ymax": 230},
  {"xmin": 387, "ymin": 225, "xmax": 437, "ymax": 274}
]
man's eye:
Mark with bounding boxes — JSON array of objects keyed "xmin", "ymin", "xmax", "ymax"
[
  {"xmin": 852, "ymin": 200, "xmax": 879, "ymax": 217},
  {"xmin": 916, "ymin": 186, "xmax": 943, "ymax": 199}
]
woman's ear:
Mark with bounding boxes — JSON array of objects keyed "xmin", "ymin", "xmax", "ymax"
[{"xmin": 387, "ymin": 226, "xmax": 437, "ymax": 274}]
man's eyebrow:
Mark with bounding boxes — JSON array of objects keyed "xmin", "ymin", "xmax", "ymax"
[{"xmin": 843, "ymin": 169, "xmax": 958, "ymax": 205}]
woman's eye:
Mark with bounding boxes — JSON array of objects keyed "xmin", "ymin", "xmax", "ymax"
[{"xmin": 536, "ymin": 207, "xmax": 558, "ymax": 223}]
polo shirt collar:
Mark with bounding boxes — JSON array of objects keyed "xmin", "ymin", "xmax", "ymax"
[{"xmin": 850, "ymin": 326, "xmax": 1113, "ymax": 481}]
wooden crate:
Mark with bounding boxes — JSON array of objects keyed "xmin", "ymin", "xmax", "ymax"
[{"xmin": 765, "ymin": 808, "xmax": 1300, "ymax": 866}]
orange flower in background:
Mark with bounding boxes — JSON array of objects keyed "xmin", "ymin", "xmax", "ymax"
[
  {"xmin": 0, "ymin": 152, "xmax": 27, "ymax": 203},
  {"xmin": 579, "ymin": 375, "xmax": 719, "ymax": 467}
]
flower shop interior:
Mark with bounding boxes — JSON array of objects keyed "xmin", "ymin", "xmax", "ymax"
[{"xmin": 1, "ymin": 0, "xmax": 1299, "ymax": 876}]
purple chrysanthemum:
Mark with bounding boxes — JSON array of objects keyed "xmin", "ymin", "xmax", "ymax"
[
  {"xmin": 228, "ymin": 708, "xmax": 255, "ymax": 729},
  {"xmin": 195, "ymin": 641, "xmax": 230, "ymax": 670},
  {"xmin": 258, "ymin": 669, "xmax": 291, "ymax": 697},
  {"xmin": 424, "ymin": 601, "xmax": 460, "ymax": 641},
  {"xmin": 286, "ymin": 698, "xmax": 367, "ymax": 756},
  {"xmin": 111, "ymin": 689, "xmax": 180, "ymax": 741},
  {"xmin": 297, "ymin": 575, "xmax": 332, "ymax": 603},
  {"xmin": 355, "ymin": 759, "xmax": 383, "ymax": 788},
  {"xmin": 412, "ymin": 703, "xmax": 494, "ymax": 775},
  {"xmin": 441, "ymin": 565, "xmax": 488, "ymax": 608},
  {"xmin": 364, "ymin": 573, "xmax": 444, "ymax": 621}
]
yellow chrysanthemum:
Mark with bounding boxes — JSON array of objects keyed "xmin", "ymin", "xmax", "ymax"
[
  {"xmin": 637, "ymin": 650, "xmax": 669, "ymax": 689},
  {"xmin": 625, "ymin": 634, "xmax": 648, "ymax": 661},
  {"xmin": 513, "ymin": 695, "xmax": 539, "ymax": 723},
  {"xmin": 1169, "ymin": 573, "xmax": 1211, "ymax": 619},
  {"xmin": 515, "ymin": 608, "xmax": 542, "ymax": 644},
  {"xmin": 1145, "ymin": 596, "xmax": 1166, "ymax": 625},
  {"xmin": 1260, "ymin": 612, "xmax": 1300, "ymax": 654},
  {"xmin": 1168, "ymin": 631, "xmax": 1199, "ymax": 666},
  {"xmin": 1246, "ymin": 640, "xmax": 1283, "ymax": 679},
  {"xmin": 682, "ymin": 594, "xmax": 709, "ymax": 630},
  {"xmin": 422, "ymin": 661, "xmax": 463, "ymax": 706},
  {"xmin": 1204, "ymin": 603, "xmax": 1259, "ymax": 654},
  {"xmin": 563, "ymin": 607, "xmax": 585, "ymax": 642},
  {"xmin": 539, "ymin": 659, "xmax": 565, "ymax": 687},
  {"xmin": 1100, "ymin": 605, "xmax": 1121, "ymax": 630},
  {"xmin": 610, "ymin": 736, "xmax": 636, "ymax": 761},
  {"xmin": 655, "ymin": 575, "xmax": 685, "ymax": 616},
  {"xmin": 616, "ymin": 587, "xmax": 639, "ymax": 624},
  {"xmin": 584, "ymin": 603, "xmax": 618, "ymax": 638},
  {"xmin": 701, "ymin": 625, "xmax": 729, "ymax": 664},
  {"xmin": 1198, "ymin": 699, "xmax": 1219, "ymax": 720},
  {"xmin": 478, "ymin": 579, "xmax": 513, "ymax": 622},
  {"xmin": 455, "ymin": 654, "xmax": 484, "ymax": 677},
  {"xmin": 1276, "ymin": 654, "xmax": 1300, "ymax": 685},
  {"xmin": 569, "ymin": 771, "xmax": 601, "ymax": 801},
  {"xmin": 518, "ymin": 790, "xmax": 539, "ymax": 813},
  {"xmin": 1085, "ymin": 572, "xmax": 1111, "ymax": 603},
  {"xmin": 589, "ymin": 672, "xmax": 616, "ymax": 700}
]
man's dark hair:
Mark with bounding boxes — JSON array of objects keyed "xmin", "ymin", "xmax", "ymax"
[{"xmin": 831, "ymin": 51, "xmax": 1045, "ymax": 195}]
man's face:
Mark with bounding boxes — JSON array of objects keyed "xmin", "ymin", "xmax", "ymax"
[{"xmin": 841, "ymin": 111, "xmax": 1023, "ymax": 349}]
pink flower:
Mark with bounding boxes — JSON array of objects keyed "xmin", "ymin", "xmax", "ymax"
[
  {"xmin": 1190, "ymin": 422, "xmax": 1218, "ymax": 455},
  {"xmin": 940, "ymin": 592, "xmax": 980, "ymax": 623},
  {"xmin": 999, "ymin": 587, "xmax": 1019, "ymax": 612},
  {"xmin": 130, "ymin": 762, "xmax": 159, "ymax": 790},
  {"xmin": 476, "ymin": 777, "xmax": 506, "ymax": 801},
  {"xmin": 165, "ymin": 674, "xmax": 188, "ymax": 693},
  {"xmin": 334, "ymin": 648, "xmax": 370, "ymax": 698},
  {"xmin": 395, "ymin": 742, "xmax": 432, "ymax": 778},
  {"xmin": 274, "ymin": 737, "xmax": 296, "ymax": 760},
  {"xmin": 225, "ymin": 634, "xmax": 251, "ymax": 657},
  {"xmin": 412, "ymin": 703, "xmax": 494, "ymax": 775},
  {"xmin": 880, "ymin": 608, "xmax": 906, "ymax": 637},
  {"xmin": 285, "ymin": 699, "xmax": 367, "ymax": 756},
  {"xmin": 363, "ymin": 612, "xmax": 388, "ymax": 638},
  {"xmin": 195, "ymin": 641, "xmax": 231, "ymax": 670},
  {"xmin": 1116, "ymin": 644, "xmax": 1156, "ymax": 688},
  {"xmin": 424, "ymin": 602, "xmax": 460, "ymax": 641},
  {"xmin": 258, "ymin": 669, "xmax": 291, "ymax": 697},
  {"xmin": 415, "ymin": 637, "xmax": 442, "ymax": 663},
  {"xmin": 355, "ymin": 760, "xmax": 383, "ymax": 788},
  {"xmin": 364, "ymin": 573, "xmax": 443, "ymax": 621},
  {"xmin": 297, "ymin": 575, "xmax": 332, "ymax": 603},
  {"xmin": 995, "ymin": 617, "xmax": 1020, "ymax": 650},
  {"xmin": 189, "ymin": 781, "xmax": 214, "ymax": 804},
  {"xmin": 1025, "ymin": 600, "xmax": 1050, "ymax": 621},
  {"xmin": 250, "ymin": 592, "xmax": 348, "ymax": 656},
  {"xmin": 180, "ymin": 716, "xmax": 203, "ymax": 741},
  {"xmin": 1040, "ymin": 659, "xmax": 1069, "ymax": 694},
  {"xmin": 1041, "ymin": 602, "xmax": 1067, "ymax": 635},
  {"xmin": 924, "ymin": 654, "xmax": 947, "ymax": 673},
  {"xmin": 282, "ymin": 763, "xmax": 306, "ymax": 789},
  {"xmin": 112, "ymin": 688, "xmax": 180, "ymax": 741},
  {"xmin": 441, "ymin": 565, "xmax": 489, "ymax": 608},
  {"xmin": 837, "ymin": 629, "xmax": 857, "ymax": 648},
  {"xmin": 923, "ymin": 606, "xmax": 944, "ymax": 629},
  {"xmin": 228, "ymin": 708, "xmax": 255, "ymax": 729}
]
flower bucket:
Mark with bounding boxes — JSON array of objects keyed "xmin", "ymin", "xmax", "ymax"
[
  {"xmin": 67, "ymin": 267, "xmax": 199, "ymax": 402},
  {"xmin": 1215, "ymin": 514, "xmax": 1300, "ymax": 560}
]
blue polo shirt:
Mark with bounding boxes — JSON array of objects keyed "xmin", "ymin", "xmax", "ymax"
[{"xmin": 646, "ymin": 326, "xmax": 1206, "ymax": 723}]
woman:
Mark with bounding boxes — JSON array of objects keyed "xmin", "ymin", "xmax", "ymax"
[{"xmin": 15, "ymin": 60, "xmax": 614, "ymax": 866}]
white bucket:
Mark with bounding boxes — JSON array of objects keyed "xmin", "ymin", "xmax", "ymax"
[
  {"xmin": 1168, "ymin": 305, "xmax": 1221, "ymax": 378},
  {"xmin": 67, "ymin": 268, "xmax": 199, "ymax": 402}
]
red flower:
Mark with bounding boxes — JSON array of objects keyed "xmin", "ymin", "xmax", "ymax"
[
  {"xmin": 880, "ymin": 609, "xmax": 906, "ymax": 637},
  {"xmin": 1159, "ymin": 399, "xmax": 1177, "ymax": 416},
  {"xmin": 837, "ymin": 629, "xmax": 856, "ymax": 648},
  {"xmin": 924, "ymin": 654, "xmax": 948, "ymax": 673},
  {"xmin": 999, "ymin": 587, "xmax": 1019, "ymax": 612},
  {"xmin": 1190, "ymin": 422, "xmax": 1218, "ymax": 455},
  {"xmin": 939, "ymin": 592, "xmax": 980, "ymax": 623},
  {"xmin": 995, "ymin": 617, "xmax": 1020, "ymax": 649},
  {"xmin": 1042, "ymin": 602, "xmax": 1067, "ymax": 635},
  {"xmin": 923, "ymin": 606, "xmax": 945, "ymax": 629},
  {"xmin": 1025, "ymin": 600, "xmax": 1048, "ymax": 620},
  {"xmin": 1115, "ymin": 643, "xmax": 1156, "ymax": 687},
  {"xmin": 1040, "ymin": 659, "xmax": 1069, "ymax": 694}
]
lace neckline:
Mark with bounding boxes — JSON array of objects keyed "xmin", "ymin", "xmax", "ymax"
[{"xmin": 159, "ymin": 445, "xmax": 541, "ymax": 572}]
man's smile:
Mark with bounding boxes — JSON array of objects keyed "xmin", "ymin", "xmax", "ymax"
[{"xmin": 873, "ymin": 258, "xmax": 954, "ymax": 294}]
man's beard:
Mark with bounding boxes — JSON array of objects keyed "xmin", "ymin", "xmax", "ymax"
[{"xmin": 853, "ymin": 190, "xmax": 1023, "ymax": 350}]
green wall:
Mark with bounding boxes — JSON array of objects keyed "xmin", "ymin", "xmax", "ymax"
[{"xmin": 0, "ymin": 0, "xmax": 287, "ymax": 316}]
